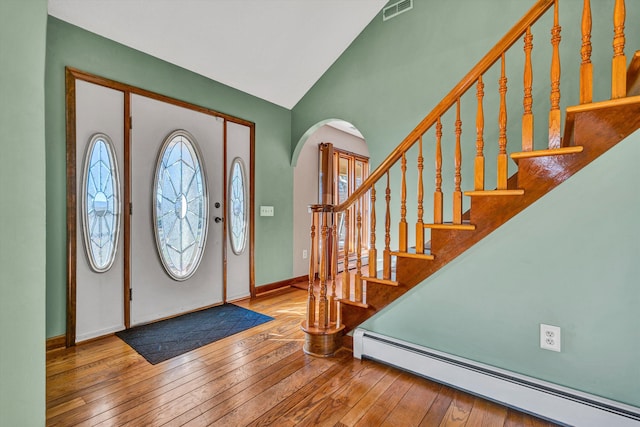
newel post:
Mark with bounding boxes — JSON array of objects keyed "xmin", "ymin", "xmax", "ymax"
[{"xmin": 301, "ymin": 204, "xmax": 345, "ymax": 357}]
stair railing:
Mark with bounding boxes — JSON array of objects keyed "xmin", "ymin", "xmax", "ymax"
[{"xmin": 302, "ymin": 0, "xmax": 629, "ymax": 355}]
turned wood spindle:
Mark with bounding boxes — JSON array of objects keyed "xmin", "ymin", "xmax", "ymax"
[
  {"xmin": 434, "ymin": 117, "xmax": 443, "ymax": 224},
  {"xmin": 383, "ymin": 171, "xmax": 391, "ymax": 280},
  {"xmin": 475, "ymin": 76, "xmax": 485, "ymax": 190},
  {"xmin": 355, "ymin": 199, "xmax": 363, "ymax": 303},
  {"xmin": 612, "ymin": 0, "xmax": 626, "ymax": 99},
  {"xmin": 580, "ymin": 0, "xmax": 593, "ymax": 104},
  {"xmin": 369, "ymin": 185, "xmax": 378, "ymax": 277},
  {"xmin": 549, "ymin": 0, "xmax": 562, "ymax": 149},
  {"xmin": 498, "ymin": 53, "xmax": 508, "ymax": 190},
  {"xmin": 329, "ymin": 221, "xmax": 338, "ymax": 323},
  {"xmin": 453, "ymin": 99, "xmax": 463, "ymax": 224},
  {"xmin": 306, "ymin": 213, "xmax": 316, "ymax": 326},
  {"xmin": 317, "ymin": 213, "xmax": 329, "ymax": 329},
  {"xmin": 523, "ymin": 27, "xmax": 534, "ymax": 151},
  {"xmin": 416, "ymin": 137, "xmax": 424, "ymax": 254},
  {"xmin": 399, "ymin": 152, "xmax": 408, "ymax": 252},
  {"xmin": 341, "ymin": 209, "xmax": 350, "ymax": 300}
]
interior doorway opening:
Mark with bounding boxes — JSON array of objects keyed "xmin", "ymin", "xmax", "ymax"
[{"xmin": 292, "ymin": 119, "xmax": 369, "ymax": 279}]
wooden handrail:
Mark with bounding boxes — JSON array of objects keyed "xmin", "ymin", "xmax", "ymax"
[{"xmin": 335, "ymin": 0, "xmax": 554, "ymax": 213}]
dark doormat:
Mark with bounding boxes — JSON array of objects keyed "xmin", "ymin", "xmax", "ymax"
[{"xmin": 116, "ymin": 304, "xmax": 273, "ymax": 364}]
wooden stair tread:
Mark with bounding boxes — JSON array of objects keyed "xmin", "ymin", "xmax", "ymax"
[
  {"xmin": 338, "ymin": 298, "xmax": 369, "ymax": 309},
  {"xmin": 361, "ymin": 275, "xmax": 399, "ymax": 286},
  {"xmin": 390, "ymin": 250, "xmax": 435, "ymax": 261},
  {"xmin": 464, "ymin": 189, "xmax": 525, "ymax": 196},
  {"xmin": 510, "ymin": 146, "xmax": 583, "ymax": 162},
  {"xmin": 566, "ymin": 94, "xmax": 640, "ymax": 114},
  {"xmin": 424, "ymin": 222, "xmax": 476, "ymax": 231}
]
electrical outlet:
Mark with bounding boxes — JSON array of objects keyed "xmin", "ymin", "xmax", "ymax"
[
  {"xmin": 302, "ymin": 250, "xmax": 308, "ymax": 259},
  {"xmin": 540, "ymin": 324, "xmax": 561, "ymax": 352}
]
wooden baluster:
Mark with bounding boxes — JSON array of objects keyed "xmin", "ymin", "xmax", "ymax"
[
  {"xmin": 612, "ymin": 0, "xmax": 626, "ymax": 99},
  {"xmin": 306, "ymin": 211, "xmax": 317, "ymax": 326},
  {"xmin": 580, "ymin": 0, "xmax": 593, "ymax": 104},
  {"xmin": 318, "ymin": 212, "xmax": 329, "ymax": 329},
  {"xmin": 341, "ymin": 209, "xmax": 350, "ymax": 300},
  {"xmin": 399, "ymin": 152, "xmax": 408, "ymax": 252},
  {"xmin": 475, "ymin": 76, "xmax": 485, "ymax": 190},
  {"xmin": 329, "ymin": 220, "xmax": 338, "ymax": 323},
  {"xmin": 355, "ymin": 198, "xmax": 363, "ymax": 303},
  {"xmin": 434, "ymin": 117, "xmax": 443, "ymax": 224},
  {"xmin": 549, "ymin": 0, "xmax": 562, "ymax": 149},
  {"xmin": 523, "ymin": 27, "xmax": 534, "ymax": 151},
  {"xmin": 369, "ymin": 185, "xmax": 378, "ymax": 277},
  {"xmin": 416, "ymin": 137, "xmax": 424, "ymax": 254},
  {"xmin": 383, "ymin": 172, "xmax": 391, "ymax": 280},
  {"xmin": 453, "ymin": 99, "xmax": 463, "ymax": 224},
  {"xmin": 497, "ymin": 53, "xmax": 508, "ymax": 189}
]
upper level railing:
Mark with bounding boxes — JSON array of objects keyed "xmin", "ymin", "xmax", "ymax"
[{"xmin": 302, "ymin": 0, "xmax": 631, "ymax": 352}]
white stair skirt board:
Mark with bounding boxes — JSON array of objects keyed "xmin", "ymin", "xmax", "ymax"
[{"xmin": 353, "ymin": 329, "xmax": 640, "ymax": 427}]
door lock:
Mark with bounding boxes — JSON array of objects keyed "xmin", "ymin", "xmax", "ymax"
[{"xmin": 214, "ymin": 217, "xmax": 223, "ymax": 223}]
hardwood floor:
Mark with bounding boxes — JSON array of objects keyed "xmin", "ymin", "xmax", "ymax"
[{"xmin": 47, "ymin": 287, "xmax": 559, "ymax": 426}]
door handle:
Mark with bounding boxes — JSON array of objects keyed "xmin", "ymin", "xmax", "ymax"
[{"xmin": 214, "ymin": 217, "xmax": 223, "ymax": 223}]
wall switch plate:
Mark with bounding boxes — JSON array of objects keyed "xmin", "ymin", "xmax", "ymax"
[
  {"xmin": 302, "ymin": 250, "xmax": 308, "ymax": 259},
  {"xmin": 540, "ymin": 324, "xmax": 561, "ymax": 352},
  {"xmin": 260, "ymin": 206, "xmax": 274, "ymax": 216}
]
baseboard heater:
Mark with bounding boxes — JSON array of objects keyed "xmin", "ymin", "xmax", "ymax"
[{"xmin": 353, "ymin": 329, "xmax": 640, "ymax": 427}]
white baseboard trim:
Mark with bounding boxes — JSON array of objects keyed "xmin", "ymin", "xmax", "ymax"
[{"xmin": 353, "ymin": 328, "xmax": 640, "ymax": 427}]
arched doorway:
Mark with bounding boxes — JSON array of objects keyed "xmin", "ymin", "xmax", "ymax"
[{"xmin": 291, "ymin": 119, "xmax": 369, "ymax": 279}]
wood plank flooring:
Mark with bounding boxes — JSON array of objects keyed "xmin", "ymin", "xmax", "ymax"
[{"xmin": 47, "ymin": 287, "xmax": 559, "ymax": 426}]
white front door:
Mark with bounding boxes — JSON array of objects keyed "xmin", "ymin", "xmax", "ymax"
[{"xmin": 130, "ymin": 94, "xmax": 224, "ymax": 325}]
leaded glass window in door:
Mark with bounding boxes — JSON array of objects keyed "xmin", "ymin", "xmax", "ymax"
[
  {"xmin": 82, "ymin": 133, "xmax": 121, "ymax": 272},
  {"xmin": 153, "ymin": 130, "xmax": 208, "ymax": 281},
  {"xmin": 228, "ymin": 157, "xmax": 248, "ymax": 255}
]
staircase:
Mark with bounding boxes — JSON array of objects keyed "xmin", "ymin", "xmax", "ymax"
[{"xmin": 301, "ymin": 0, "xmax": 640, "ymax": 356}]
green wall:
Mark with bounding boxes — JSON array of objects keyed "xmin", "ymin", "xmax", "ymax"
[
  {"xmin": 360, "ymin": 131, "xmax": 640, "ymax": 406},
  {"xmin": 0, "ymin": 1, "xmax": 47, "ymax": 425},
  {"xmin": 291, "ymin": 0, "xmax": 640, "ymax": 408},
  {"xmin": 45, "ymin": 17, "xmax": 293, "ymax": 338}
]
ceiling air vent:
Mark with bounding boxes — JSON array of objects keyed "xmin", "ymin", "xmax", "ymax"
[{"xmin": 382, "ymin": 0, "xmax": 413, "ymax": 21}]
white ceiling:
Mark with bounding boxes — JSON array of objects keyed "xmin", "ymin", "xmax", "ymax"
[{"xmin": 48, "ymin": 0, "xmax": 387, "ymax": 109}]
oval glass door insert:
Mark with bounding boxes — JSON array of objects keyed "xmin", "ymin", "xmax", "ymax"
[
  {"xmin": 153, "ymin": 130, "xmax": 208, "ymax": 281},
  {"xmin": 82, "ymin": 133, "xmax": 121, "ymax": 272},
  {"xmin": 228, "ymin": 157, "xmax": 248, "ymax": 255}
]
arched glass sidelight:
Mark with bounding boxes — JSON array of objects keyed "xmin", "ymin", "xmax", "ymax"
[
  {"xmin": 228, "ymin": 157, "xmax": 248, "ymax": 255},
  {"xmin": 153, "ymin": 130, "xmax": 208, "ymax": 281},
  {"xmin": 82, "ymin": 133, "xmax": 121, "ymax": 272}
]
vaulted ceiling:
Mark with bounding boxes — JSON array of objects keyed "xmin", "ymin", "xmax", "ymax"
[{"xmin": 48, "ymin": 0, "xmax": 387, "ymax": 109}]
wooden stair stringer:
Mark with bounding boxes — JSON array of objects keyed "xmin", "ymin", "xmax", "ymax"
[{"xmin": 341, "ymin": 99, "xmax": 640, "ymax": 334}]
